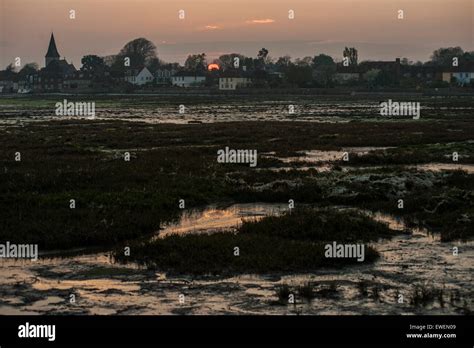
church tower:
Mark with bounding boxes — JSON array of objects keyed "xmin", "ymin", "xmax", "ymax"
[{"xmin": 45, "ymin": 33, "xmax": 60, "ymax": 67}]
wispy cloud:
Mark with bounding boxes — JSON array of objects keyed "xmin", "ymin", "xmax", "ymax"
[
  {"xmin": 203, "ymin": 25, "xmax": 220, "ymax": 30},
  {"xmin": 247, "ymin": 19, "xmax": 275, "ymax": 25}
]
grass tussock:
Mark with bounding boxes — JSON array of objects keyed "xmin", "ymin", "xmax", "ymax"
[{"xmin": 113, "ymin": 208, "xmax": 384, "ymax": 275}]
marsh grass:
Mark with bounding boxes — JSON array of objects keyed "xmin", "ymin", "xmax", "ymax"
[
  {"xmin": 410, "ymin": 284, "xmax": 445, "ymax": 307},
  {"xmin": 1, "ymin": 116, "xmax": 472, "ymax": 250},
  {"xmin": 275, "ymin": 284, "xmax": 292, "ymax": 304},
  {"xmin": 317, "ymin": 283, "xmax": 339, "ymax": 298},
  {"xmin": 297, "ymin": 282, "xmax": 316, "ymax": 301},
  {"xmin": 113, "ymin": 208, "xmax": 383, "ymax": 275}
]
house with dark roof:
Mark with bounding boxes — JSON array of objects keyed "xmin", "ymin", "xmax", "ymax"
[
  {"xmin": 441, "ymin": 63, "xmax": 474, "ymax": 86},
  {"xmin": 401, "ymin": 65, "xmax": 442, "ymax": 83},
  {"xmin": 334, "ymin": 65, "xmax": 361, "ymax": 84},
  {"xmin": 0, "ymin": 70, "xmax": 19, "ymax": 93},
  {"xmin": 219, "ymin": 69, "xmax": 252, "ymax": 90}
]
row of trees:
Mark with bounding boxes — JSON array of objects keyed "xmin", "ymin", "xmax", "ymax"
[{"xmin": 3, "ymin": 36, "xmax": 473, "ymax": 88}]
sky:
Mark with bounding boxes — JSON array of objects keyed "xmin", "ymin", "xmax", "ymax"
[{"xmin": 0, "ymin": 0, "xmax": 473, "ymax": 68}]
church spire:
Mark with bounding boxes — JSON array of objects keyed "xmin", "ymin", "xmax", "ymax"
[{"xmin": 45, "ymin": 33, "xmax": 60, "ymax": 66}]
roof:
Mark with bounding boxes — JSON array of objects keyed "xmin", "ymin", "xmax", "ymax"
[
  {"xmin": 442, "ymin": 62, "xmax": 474, "ymax": 73},
  {"xmin": 219, "ymin": 69, "xmax": 252, "ymax": 78},
  {"xmin": 358, "ymin": 59, "xmax": 401, "ymax": 73},
  {"xmin": 45, "ymin": 33, "xmax": 60, "ymax": 58},
  {"xmin": 336, "ymin": 64, "xmax": 361, "ymax": 74},
  {"xmin": 125, "ymin": 66, "xmax": 148, "ymax": 76},
  {"xmin": 0, "ymin": 70, "xmax": 18, "ymax": 81},
  {"xmin": 173, "ymin": 70, "xmax": 206, "ymax": 77},
  {"xmin": 42, "ymin": 59, "xmax": 76, "ymax": 75}
]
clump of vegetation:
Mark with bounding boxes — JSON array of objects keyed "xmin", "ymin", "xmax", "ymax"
[
  {"xmin": 371, "ymin": 285, "xmax": 381, "ymax": 302},
  {"xmin": 239, "ymin": 208, "xmax": 394, "ymax": 243},
  {"xmin": 297, "ymin": 282, "xmax": 316, "ymax": 301},
  {"xmin": 410, "ymin": 284, "xmax": 444, "ymax": 307},
  {"xmin": 317, "ymin": 283, "xmax": 339, "ymax": 298},
  {"xmin": 113, "ymin": 232, "xmax": 379, "ymax": 275},
  {"xmin": 358, "ymin": 280, "xmax": 370, "ymax": 297},
  {"xmin": 113, "ymin": 208, "xmax": 384, "ymax": 275},
  {"xmin": 275, "ymin": 284, "xmax": 293, "ymax": 304}
]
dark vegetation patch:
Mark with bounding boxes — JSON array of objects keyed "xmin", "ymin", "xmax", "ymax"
[
  {"xmin": 0, "ymin": 114, "xmax": 472, "ymax": 250},
  {"xmin": 112, "ymin": 208, "xmax": 384, "ymax": 275}
]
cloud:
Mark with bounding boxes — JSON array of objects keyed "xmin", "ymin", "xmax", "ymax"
[
  {"xmin": 203, "ymin": 25, "xmax": 220, "ymax": 30},
  {"xmin": 247, "ymin": 19, "xmax": 275, "ymax": 25}
]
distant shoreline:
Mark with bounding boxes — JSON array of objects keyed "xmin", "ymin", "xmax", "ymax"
[{"xmin": 1, "ymin": 87, "xmax": 473, "ymax": 98}]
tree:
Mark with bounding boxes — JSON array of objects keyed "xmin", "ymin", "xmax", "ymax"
[
  {"xmin": 400, "ymin": 57, "xmax": 413, "ymax": 66},
  {"xmin": 18, "ymin": 63, "xmax": 38, "ymax": 77},
  {"xmin": 5, "ymin": 63, "xmax": 16, "ymax": 72},
  {"xmin": 312, "ymin": 54, "xmax": 335, "ymax": 67},
  {"xmin": 256, "ymin": 48, "xmax": 271, "ymax": 69},
  {"xmin": 218, "ymin": 53, "xmax": 246, "ymax": 70},
  {"xmin": 184, "ymin": 53, "xmax": 207, "ymax": 72},
  {"xmin": 313, "ymin": 64, "xmax": 336, "ymax": 87},
  {"xmin": 462, "ymin": 51, "xmax": 474, "ymax": 63},
  {"xmin": 276, "ymin": 55, "xmax": 292, "ymax": 70},
  {"xmin": 81, "ymin": 55, "xmax": 106, "ymax": 74},
  {"xmin": 364, "ymin": 69, "xmax": 380, "ymax": 87},
  {"xmin": 285, "ymin": 64, "xmax": 313, "ymax": 87},
  {"xmin": 257, "ymin": 48, "xmax": 269, "ymax": 61},
  {"xmin": 295, "ymin": 56, "xmax": 313, "ymax": 67},
  {"xmin": 375, "ymin": 69, "xmax": 396, "ymax": 86},
  {"xmin": 146, "ymin": 57, "xmax": 165, "ymax": 72},
  {"xmin": 343, "ymin": 47, "xmax": 358, "ymax": 66},
  {"xmin": 430, "ymin": 47, "xmax": 464, "ymax": 66},
  {"xmin": 118, "ymin": 38, "xmax": 157, "ymax": 67}
]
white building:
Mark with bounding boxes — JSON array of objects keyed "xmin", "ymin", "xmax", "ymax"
[
  {"xmin": 442, "ymin": 64, "xmax": 474, "ymax": 86},
  {"xmin": 219, "ymin": 76, "xmax": 251, "ymax": 90},
  {"xmin": 171, "ymin": 72, "xmax": 206, "ymax": 87},
  {"xmin": 124, "ymin": 67, "xmax": 154, "ymax": 85},
  {"xmin": 155, "ymin": 69, "xmax": 176, "ymax": 85},
  {"xmin": 452, "ymin": 72, "xmax": 474, "ymax": 86}
]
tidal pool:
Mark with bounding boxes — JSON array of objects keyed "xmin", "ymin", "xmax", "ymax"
[{"xmin": 0, "ymin": 203, "xmax": 472, "ymax": 315}]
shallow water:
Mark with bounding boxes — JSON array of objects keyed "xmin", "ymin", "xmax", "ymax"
[
  {"xmin": 411, "ymin": 163, "xmax": 474, "ymax": 174},
  {"xmin": 157, "ymin": 203, "xmax": 288, "ymax": 238},
  {"xmin": 4, "ymin": 100, "xmax": 469, "ymax": 125},
  {"xmin": 275, "ymin": 147, "xmax": 394, "ymax": 164},
  {"xmin": 0, "ymin": 203, "xmax": 471, "ymax": 315},
  {"xmin": 262, "ymin": 148, "xmax": 474, "ymax": 174}
]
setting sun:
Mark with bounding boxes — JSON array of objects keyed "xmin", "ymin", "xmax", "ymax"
[{"xmin": 208, "ymin": 63, "xmax": 220, "ymax": 71}]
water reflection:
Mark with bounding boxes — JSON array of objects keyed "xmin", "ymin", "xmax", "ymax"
[{"xmin": 157, "ymin": 203, "xmax": 289, "ymax": 238}]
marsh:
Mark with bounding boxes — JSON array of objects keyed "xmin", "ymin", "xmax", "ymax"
[{"xmin": 0, "ymin": 93, "xmax": 472, "ymax": 315}]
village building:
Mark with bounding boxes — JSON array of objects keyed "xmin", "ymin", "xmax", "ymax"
[
  {"xmin": 155, "ymin": 68, "xmax": 177, "ymax": 85},
  {"xmin": 27, "ymin": 33, "xmax": 77, "ymax": 92},
  {"xmin": 401, "ymin": 65, "xmax": 442, "ymax": 83},
  {"xmin": 0, "ymin": 70, "xmax": 19, "ymax": 93},
  {"xmin": 171, "ymin": 71, "xmax": 206, "ymax": 87},
  {"xmin": 334, "ymin": 65, "xmax": 361, "ymax": 84},
  {"xmin": 124, "ymin": 67, "xmax": 154, "ymax": 85},
  {"xmin": 62, "ymin": 71, "xmax": 93, "ymax": 92},
  {"xmin": 219, "ymin": 70, "xmax": 252, "ymax": 90},
  {"xmin": 441, "ymin": 63, "xmax": 474, "ymax": 86}
]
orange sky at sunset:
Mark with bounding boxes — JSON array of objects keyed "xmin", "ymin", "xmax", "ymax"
[{"xmin": 0, "ymin": 0, "xmax": 472, "ymax": 68}]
